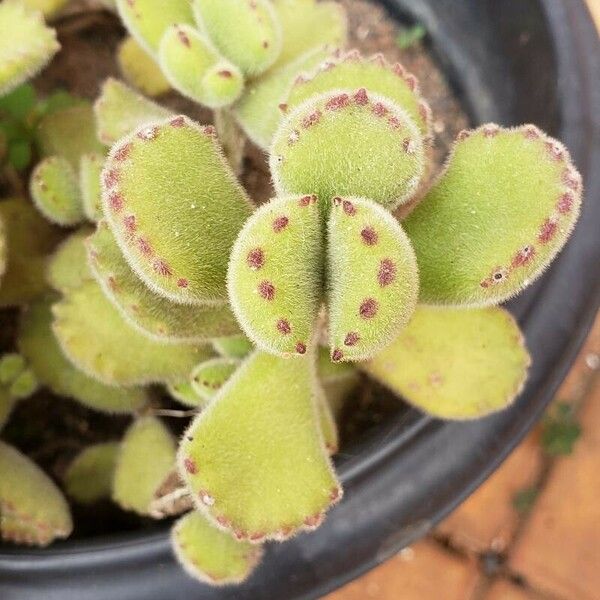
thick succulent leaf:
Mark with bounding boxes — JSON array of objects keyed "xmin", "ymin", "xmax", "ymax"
[
  {"xmin": 46, "ymin": 227, "xmax": 94, "ymax": 293},
  {"xmin": 315, "ymin": 380, "xmax": 338, "ymax": 454},
  {"xmin": 80, "ymin": 153, "xmax": 105, "ymax": 222},
  {"xmin": 191, "ymin": 358, "xmax": 239, "ymax": 402},
  {"xmin": 112, "ymin": 416, "xmax": 176, "ymax": 515},
  {"xmin": 52, "ymin": 280, "xmax": 211, "ymax": 386},
  {"xmin": 167, "ymin": 380, "xmax": 206, "ymax": 409},
  {"xmin": 30, "ymin": 156, "xmax": 85, "ymax": 226},
  {"xmin": 94, "ymin": 78, "xmax": 172, "ymax": 146},
  {"xmin": 159, "ymin": 25, "xmax": 243, "ymax": 109},
  {"xmin": 88, "ymin": 221, "xmax": 240, "ymax": 343},
  {"xmin": 193, "ymin": 0, "xmax": 281, "ymax": 76},
  {"xmin": 317, "ymin": 346, "xmax": 359, "ymax": 417},
  {"xmin": 102, "ymin": 115, "xmax": 253, "ymax": 305},
  {"xmin": 8, "ymin": 368, "xmax": 38, "ymax": 400},
  {"xmin": 0, "ymin": 198, "xmax": 61, "ymax": 307},
  {"xmin": 234, "ymin": 45, "xmax": 329, "ymax": 149},
  {"xmin": 228, "ymin": 195, "xmax": 323, "ymax": 357},
  {"xmin": 403, "ymin": 125, "xmax": 583, "ymax": 306},
  {"xmin": 36, "ymin": 102, "xmax": 104, "ymax": 168},
  {"xmin": 271, "ymin": 0, "xmax": 346, "ymax": 70},
  {"xmin": 117, "ymin": 36, "xmax": 170, "ymax": 97},
  {"xmin": 18, "ymin": 297, "xmax": 148, "ymax": 413},
  {"xmin": 0, "ymin": 0, "xmax": 60, "ymax": 97},
  {"xmin": 271, "ymin": 90, "xmax": 425, "ymax": 210},
  {"xmin": 115, "ymin": 0, "xmax": 195, "ymax": 55},
  {"xmin": 285, "ymin": 50, "xmax": 431, "ymax": 136},
  {"xmin": 327, "ymin": 196, "xmax": 419, "ymax": 362},
  {"xmin": 211, "ymin": 335, "xmax": 253, "ymax": 359},
  {"xmin": 172, "ymin": 511, "xmax": 263, "ymax": 585},
  {"xmin": 179, "ymin": 351, "xmax": 341, "ymax": 542},
  {"xmin": 64, "ymin": 442, "xmax": 119, "ymax": 504},
  {"xmin": 362, "ymin": 306, "xmax": 531, "ymax": 419},
  {"xmin": 0, "ymin": 441, "xmax": 72, "ymax": 546}
]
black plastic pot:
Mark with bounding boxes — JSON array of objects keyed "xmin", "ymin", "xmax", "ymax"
[{"xmin": 1, "ymin": 1, "xmax": 599, "ymax": 598}]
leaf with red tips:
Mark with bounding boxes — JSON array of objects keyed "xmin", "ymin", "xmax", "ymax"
[
  {"xmin": 102, "ymin": 115, "xmax": 253, "ymax": 305},
  {"xmin": 362, "ymin": 306, "xmax": 530, "ymax": 419},
  {"xmin": 112, "ymin": 417, "xmax": 176, "ymax": 516},
  {"xmin": 178, "ymin": 350, "xmax": 341, "ymax": 542},
  {"xmin": 0, "ymin": 441, "xmax": 72, "ymax": 546},
  {"xmin": 172, "ymin": 511, "xmax": 263, "ymax": 585},
  {"xmin": 271, "ymin": 90, "xmax": 426, "ymax": 210},
  {"xmin": 159, "ymin": 24, "xmax": 244, "ymax": 109},
  {"xmin": 94, "ymin": 78, "xmax": 172, "ymax": 146},
  {"xmin": 52, "ymin": 280, "xmax": 212, "ymax": 386},
  {"xmin": 115, "ymin": 0, "xmax": 195, "ymax": 55},
  {"xmin": 88, "ymin": 221, "xmax": 240, "ymax": 343},
  {"xmin": 0, "ymin": 0, "xmax": 60, "ymax": 97},
  {"xmin": 285, "ymin": 49, "xmax": 431, "ymax": 136},
  {"xmin": 18, "ymin": 297, "xmax": 149, "ymax": 414},
  {"xmin": 327, "ymin": 197, "xmax": 419, "ymax": 362},
  {"xmin": 193, "ymin": 0, "xmax": 282, "ymax": 76},
  {"xmin": 228, "ymin": 195, "xmax": 323, "ymax": 357},
  {"xmin": 403, "ymin": 125, "xmax": 583, "ymax": 306}
]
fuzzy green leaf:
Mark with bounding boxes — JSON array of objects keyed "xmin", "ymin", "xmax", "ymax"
[
  {"xmin": 0, "ymin": 441, "xmax": 72, "ymax": 546},
  {"xmin": 172, "ymin": 511, "xmax": 263, "ymax": 585},
  {"xmin": 191, "ymin": 358, "xmax": 239, "ymax": 402},
  {"xmin": 0, "ymin": 0, "xmax": 60, "ymax": 97},
  {"xmin": 102, "ymin": 115, "xmax": 253, "ymax": 305},
  {"xmin": 9, "ymin": 368, "xmax": 39, "ymax": 400},
  {"xmin": 159, "ymin": 25, "xmax": 244, "ymax": 109},
  {"xmin": 52, "ymin": 280, "xmax": 212, "ymax": 386},
  {"xmin": 211, "ymin": 335, "xmax": 254, "ymax": 359},
  {"xmin": 18, "ymin": 296, "xmax": 149, "ymax": 413},
  {"xmin": 234, "ymin": 45, "xmax": 330, "ymax": 149},
  {"xmin": 88, "ymin": 220, "xmax": 241, "ymax": 343},
  {"xmin": 327, "ymin": 196, "xmax": 419, "ymax": 362},
  {"xmin": 167, "ymin": 380, "xmax": 206, "ymax": 409},
  {"xmin": 362, "ymin": 306, "xmax": 531, "ymax": 419},
  {"xmin": 30, "ymin": 155, "xmax": 85, "ymax": 226},
  {"xmin": 0, "ymin": 353, "xmax": 26, "ymax": 385},
  {"xmin": 193, "ymin": 0, "xmax": 282, "ymax": 76},
  {"xmin": 115, "ymin": 0, "xmax": 195, "ymax": 55},
  {"xmin": 79, "ymin": 153, "xmax": 105, "ymax": 222},
  {"xmin": 228, "ymin": 195, "xmax": 323, "ymax": 357},
  {"xmin": 317, "ymin": 346, "xmax": 359, "ymax": 418},
  {"xmin": 94, "ymin": 78, "xmax": 172, "ymax": 146},
  {"xmin": 403, "ymin": 125, "xmax": 583, "ymax": 306},
  {"xmin": 0, "ymin": 198, "xmax": 61, "ymax": 308},
  {"xmin": 112, "ymin": 416, "xmax": 176, "ymax": 515},
  {"xmin": 46, "ymin": 227, "xmax": 94, "ymax": 294},
  {"xmin": 64, "ymin": 442, "xmax": 119, "ymax": 504},
  {"xmin": 271, "ymin": 90, "xmax": 425, "ymax": 210},
  {"xmin": 36, "ymin": 102, "xmax": 104, "ymax": 168},
  {"xmin": 117, "ymin": 36, "xmax": 170, "ymax": 98},
  {"xmin": 179, "ymin": 350, "xmax": 341, "ymax": 542},
  {"xmin": 285, "ymin": 50, "xmax": 431, "ymax": 136}
]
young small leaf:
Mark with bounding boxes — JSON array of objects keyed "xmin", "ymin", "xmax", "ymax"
[
  {"xmin": 193, "ymin": 0, "xmax": 282, "ymax": 76},
  {"xmin": 0, "ymin": 0, "xmax": 60, "ymax": 97},
  {"xmin": 102, "ymin": 115, "xmax": 253, "ymax": 305},
  {"xmin": 228, "ymin": 195, "xmax": 323, "ymax": 357},
  {"xmin": 211, "ymin": 335, "xmax": 254, "ymax": 360},
  {"xmin": 8, "ymin": 368, "xmax": 39, "ymax": 400},
  {"xmin": 94, "ymin": 78, "xmax": 172, "ymax": 145},
  {"xmin": 172, "ymin": 511, "xmax": 263, "ymax": 585},
  {"xmin": 179, "ymin": 350, "xmax": 341, "ymax": 542},
  {"xmin": 403, "ymin": 125, "xmax": 583, "ymax": 306},
  {"xmin": 79, "ymin": 153, "xmax": 105, "ymax": 222},
  {"xmin": 88, "ymin": 221, "xmax": 241, "ymax": 343},
  {"xmin": 191, "ymin": 358, "xmax": 239, "ymax": 402},
  {"xmin": 30, "ymin": 156, "xmax": 85, "ymax": 226},
  {"xmin": 52, "ymin": 280, "xmax": 212, "ymax": 386},
  {"xmin": 0, "ymin": 441, "xmax": 72, "ymax": 546},
  {"xmin": 64, "ymin": 442, "xmax": 120, "ymax": 504},
  {"xmin": 271, "ymin": 90, "xmax": 425, "ymax": 210},
  {"xmin": 167, "ymin": 380, "xmax": 206, "ymax": 409},
  {"xmin": 46, "ymin": 227, "xmax": 94, "ymax": 294},
  {"xmin": 18, "ymin": 297, "xmax": 149, "ymax": 413},
  {"xmin": 159, "ymin": 25, "xmax": 244, "ymax": 109},
  {"xmin": 361, "ymin": 306, "xmax": 531, "ymax": 419},
  {"xmin": 112, "ymin": 416, "xmax": 176, "ymax": 515},
  {"xmin": 327, "ymin": 196, "xmax": 419, "ymax": 362},
  {"xmin": 117, "ymin": 36, "xmax": 170, "ymax": 98}
]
